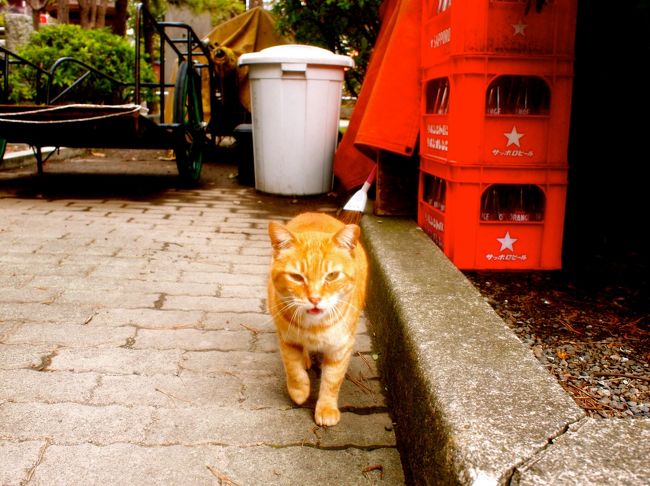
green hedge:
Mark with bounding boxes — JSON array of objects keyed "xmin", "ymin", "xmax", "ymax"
[{"xmin": 9, "ymin": 24, "xmax": 156, "ymax": 104}]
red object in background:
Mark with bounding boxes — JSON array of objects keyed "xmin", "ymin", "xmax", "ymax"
[
  {"xmin": 422, "ymin": 0, "xmax": 577, "ymax": 67},
  {"xmin": 418, "ymin": 157, "xmax": 567, "ymax": 270},
  {"xmin": 333, "ymin": 0, "xmax": 421, "ymax": 191},
  {"xmin": 420, "ymin": 60, "xmax": 574, "ymax": 167},
  {"xmin": 416, "ymin": 0, "xmax": 577, "ymax": 270}
]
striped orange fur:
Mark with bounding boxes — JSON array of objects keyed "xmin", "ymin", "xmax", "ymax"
[{"xmin": 268, "ymin": 212, "xmax": 368, "ymax": 426}]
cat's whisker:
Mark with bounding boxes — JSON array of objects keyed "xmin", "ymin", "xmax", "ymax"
[
  {"xmin": 289, "ymin": 307, "xmax": 304, "ymax": 331},
  {"xmin": 328, "ymin": 302, "xmax": 344, "ymax": 323},
  {"xmin": 270, "ymin": 297, "xmax": 299, "ymax": 316}
]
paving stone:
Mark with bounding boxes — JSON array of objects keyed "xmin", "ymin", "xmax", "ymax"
[
  {"xmin": 0, "ymin": 440, "xmax": 44, "ymax": 486},
  {"xmin": 145, "ymin": 407, "xmax": 396, "ymax": 448},
  {"xmin": 219, "ymin": 284, "xmax": 267, "ymax": 298},
  {"xmin": 0, "ymin": 344, "xmax": 59, "ymax": 370},
  {"xmin": 0, "ymin": 369, "xmax": 98, "ymax": 403},
  {"xmin": 0, "ymin": 402, "xmax": 152, "ymax": 444},
  {"xmin": 162, "ymin": 295, "xmax": 264, "ymax": 313},
  {"xmin": 0, "ymin": 262, "xmax": 97, "ymax": 278},
  {"xmin": 0, "ymin": 287, "xmax": 62, "ymax": 304},
  {"xmin": 178, "ymin": 271, "xmax": 266, "ymax": 286},
  {"xmin": 56, "ymin": 289, "xmax": 160, "ymax": 308},
  {"xmin": 5, "ymin": 323, "xmax": 135, "ymax": 348},
  {"xmin": 28, "ymin": 275, "xmax": 117, "ymax": 291},
  {"xmin": 201, "ymin": 311, "xmax": 273, "ymax": 331},
  {"xmin": 133, "ymin": 329, "xmax": 252, "ymax": 351},
  {"xmin": 180, "ymin": 350, "xmax": 283, "ymax": 377},
  {"xmin": 50, "ymin": 347, "xmax": 183, "ymax": 375},
  {"xmin": 89, "ymin": 373, "xmax": 245, "ymax": 408},
  {"xmin": 0, "ymin": 321, "xmax": 23, "ymax": 342},
  {"xmin": 87, "ymin": 308, "xmax": 204, "ymax": 329},
  {"xmin": 26, "ymin": 443, "xmax": 405, "ymax": 486},
  {"xmin": 253, "ymin": 332, "xmax": 280, "ymax": 352},
  {"xmin": 0, "ymin": 303, "xmax": 98, "ymax": 325}
]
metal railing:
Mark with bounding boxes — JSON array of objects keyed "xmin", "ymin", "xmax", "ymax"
[{"xmin": 1, "ymin": 2, "xmax": 217, "ymax": 129}]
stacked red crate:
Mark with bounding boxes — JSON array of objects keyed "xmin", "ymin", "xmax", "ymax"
[
  {"xmin": 422, "ymin": 0, "xmax": 577, "ymax": 64},
  {"xmin": 417, "ymin": 0, "xmax": 578, "ymax": 270}
]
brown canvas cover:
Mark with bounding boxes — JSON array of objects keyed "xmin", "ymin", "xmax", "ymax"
[
  {"xmin": 204, "ymin": 6, "xmax": 290, "ymax": 113},
  {"xmin": 166, "ymin": 7, "xmax": 290, "ymax": 133}
]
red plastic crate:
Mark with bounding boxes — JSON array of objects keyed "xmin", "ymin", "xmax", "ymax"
[
  {"xmin": 420, "ymin": 156, "xmax": 568, "ymax": 184},
  {"xmin": 422, "ymin": 0, "xmax": 577, "ymax": 68},
  {"xmin": 421, "ymin": 57, "xmax": 573, "ymax": 166},
  {"xmin": 417, "ymin": 158, "xmax": 567, "ymax": 270}
]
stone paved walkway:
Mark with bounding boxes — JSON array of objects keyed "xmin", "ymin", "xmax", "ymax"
[{"xmin": 0, "ymin": 150, "xmax": 405, "ymax": 485}]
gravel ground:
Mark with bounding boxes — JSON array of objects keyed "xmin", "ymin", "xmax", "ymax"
[{"xmin": 464, "ymin": 270, "xmax": 650, "ymax": 419}]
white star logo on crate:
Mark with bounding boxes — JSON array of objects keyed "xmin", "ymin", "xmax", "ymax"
[
  {"xmin": 492, "ymin": 126, "xmax": 534, "ymax": 158},
  {"xmin": 486, "ymin": 231, "xmax": 528, "ymax": 262},
  {"xmin": 497, "ymin": 231, "xmax": 517, "ymax": 251},
  {"xmin": 504, "ymin": 126, "xmax": 525, "ymax": 147},
  {"xmin": 512, "ymin": 21, "xmax": 527, "ymax": 36}
]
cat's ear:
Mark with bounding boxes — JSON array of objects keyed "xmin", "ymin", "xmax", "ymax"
[
  {"xmin": 333, "ymin": 224, "xmax": 360, "ymax": 251},
  {"xmin": 269, "ymin": 221, "xmax": 295, "ymax": 256}
]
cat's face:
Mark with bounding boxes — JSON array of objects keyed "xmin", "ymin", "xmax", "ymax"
[{"xmin": 268, "ymin": 222, "xmax": 360, "ymax": 324}]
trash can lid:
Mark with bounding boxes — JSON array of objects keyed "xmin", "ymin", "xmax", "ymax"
[{"xmin": 238, "ymin": 44, "xmax": 354, "ymax": 68}]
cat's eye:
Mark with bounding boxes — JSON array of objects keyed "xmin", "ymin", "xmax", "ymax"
[
  {"xmin": 325, "ymin": 271, "xmax": 342, "ymax": 282},
  {"xmin": 287, "ymin": 273, "xmax": 305, "ymax": 283}
]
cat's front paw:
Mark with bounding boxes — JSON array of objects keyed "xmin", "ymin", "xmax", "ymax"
[
  {"xmin": 315, "ymin": 401, "xmax": 341, "ymax": 426},
  {"xmin": 287, "ymin": 377, "xmax": 310, "ymax": 405}
]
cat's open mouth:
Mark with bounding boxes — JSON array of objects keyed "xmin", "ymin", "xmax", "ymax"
[{"xmin": 307, "ymin": 307, "xmax": 323, "ymax": 315}]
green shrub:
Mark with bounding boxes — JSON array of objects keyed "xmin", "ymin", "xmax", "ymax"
[{"xmin": 9, "ymin": 24, "xmax": 156, "ymax": 104}]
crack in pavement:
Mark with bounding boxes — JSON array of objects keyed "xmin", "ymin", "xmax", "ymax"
[
  {"xmin": 23, "ymin": 437, "xmax": 52, "ymax": 484},
  {"xmin": 505, "ymin": 414, "xmax": 588, "ymax": 485}
]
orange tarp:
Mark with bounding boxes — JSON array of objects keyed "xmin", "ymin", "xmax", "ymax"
[{"xmin": 333, "ymin": 0, "xmax": 421, "ymax": 191}]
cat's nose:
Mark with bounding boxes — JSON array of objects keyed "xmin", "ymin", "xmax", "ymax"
[{"xmin": 308, "ymin": 296, "xmax": 321, "ymax": 306}]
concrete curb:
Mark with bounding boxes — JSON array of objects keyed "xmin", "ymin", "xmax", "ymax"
[{"xmin": 360, "ymin": 215, "xmax": 650, "ymax": 485}]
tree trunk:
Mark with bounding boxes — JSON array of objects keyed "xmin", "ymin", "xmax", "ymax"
[
  {"xmin": 26, "ymin": 0, "xmax": 48, "ymax": 30},
  {"xmin": 112, "ymin": 0, "xmax": 128, "ymax": 36},
  {"xmin": 31, "ymin": 7, "xmax": 40, "ymax": 30},
  {"xmin": 89, "ymin": 0, "xmax": 98, "ymax": 28},
  {"xmin": 141, "ymin": 0, "xmax": 155, "ymax": 64},
  {"xmin": 57, "ymin": 0, "xmax": 69, "ymax": 24},
  {"xmin": 78, "ymin": 0, "xmax": 91, "ymax": 28},
  {"xmin": 96, "ymin": 0, "xmax": 108, "ymax": 28}
]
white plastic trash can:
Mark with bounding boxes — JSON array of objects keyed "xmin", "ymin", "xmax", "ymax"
[{"xmin": 238, "ymin": 44, "xmax": 354, "ymax": 195}]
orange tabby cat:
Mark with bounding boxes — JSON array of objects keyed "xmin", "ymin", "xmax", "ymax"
[{"xmin": 267, "ymin": 212, "xmax": 368, "ymax": 426}]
